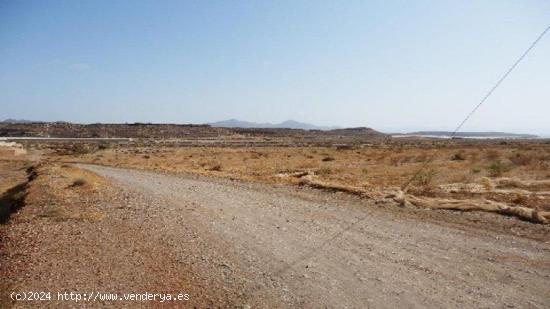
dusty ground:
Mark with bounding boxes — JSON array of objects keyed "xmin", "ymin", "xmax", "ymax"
[
  {"xmin": 1, "ymin": 163, "xmax": 233, "ymax": 308},
  {"xmin": 2, "ymin": 162, "xmax": 549, "ymax": 308}
]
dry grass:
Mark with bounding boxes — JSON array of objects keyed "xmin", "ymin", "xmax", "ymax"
[
  {"xmin": 55, "ymin": 142, "xmax": 550, "ymax": 216},
  {"xmin": 69, "ymin": 144, "xmax": 549, "ymax": 186}
]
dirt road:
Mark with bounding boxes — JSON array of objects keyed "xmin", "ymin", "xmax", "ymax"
[{"xmin": 70, "ymin": 165, "xmax": 548, "ymax": 308}]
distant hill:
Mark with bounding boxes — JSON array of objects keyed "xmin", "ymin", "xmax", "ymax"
[
  {"xmin": 210, "ymin": 119, "xmax": 340, "ymax": 131},
  {"xmin": 0, "ymin": 122, "xmax": 385, "ymax": 145},
  {"xmin": 400, "ymin": 131, "xmax": 539, "ymax": 139},
  {"xmin": 1, "ymin": 119, "xmax": 44, "ymax": 124},
  {"xmin": 0, "ymin": 122, "xmax": 224, "ymax": 138}
]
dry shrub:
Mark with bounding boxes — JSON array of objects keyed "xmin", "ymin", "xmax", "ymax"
[
  {"xmin": 487, "ymin": 160, "xmax": 510, "ymax": 177},
  {"xmin": 322, "ymin": 156, "xmax": 335, "ymax": 162},
  {"xmin": 412, "ymin": 168, "xmax": 437, "ymax": 186},
  {"xmin": 451, "ymin": 151, "xmax": 466, "ymax": 161},
  {"xmin": 452, "ymin": 173, "xmax": 475, "ymax": 184},
  {"xmin": 335, "ymin": 144, "xmax": 352, "ymax": 150},
  {"xmin": 484, "ymin": 149, "xmax": 500, "ymax": 160},
  {"xmin": 374, "ymin": 154, "xmax": 386, "ymax": 163},
  {"xmin": 480, "ymin": 177, "xmax": 495, "ymax": 191},
  {"xmin": 400, "ymin": 155, "xmax": 413, "ymax": 164},
  {"xmin": 534, "ymin": 154, "xmax": 550, "ymax": 171},
  {"xmin": 207, "ymin": 163, "xmax": 222, "ymax": 171},
  {"xmin": 55, "ymin": 143, "xmax": 92, "ymax": 155},
  {"xmin": 512, "ymin": 193, "xmax": 528, "ymax": 205},
  {"xmin": 508, "ymin": 153, "xmax": 532, "ymax": 166},
  {"xmin": 413, "ymin": 154, "xmax": 428, "ymax": 163},
  {"xmin": 317, "ymin": 167, "xmax": 333, "ymax": 176},
  {"xmin": 296, "ymin": 161, "xmax": 317, "ymax": 169},
  {"xmin": 469, "ymin": 150, "xmax": 479, "ymax": 161},
  {"xmin": 71, "ymin": 178, "xmax": 87, "ymax": 187},
  {"xmin": 389, "ymin": 156, "xmax": 401, "ymax": 166},
  {"xmin": 259, "ymin": 152, "xmax": 271, "ymax": 158}
]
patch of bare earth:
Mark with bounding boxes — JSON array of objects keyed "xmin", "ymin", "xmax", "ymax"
[{"xmin": 0, "ymin": 163, "xmax": 237, "ymax": 308}]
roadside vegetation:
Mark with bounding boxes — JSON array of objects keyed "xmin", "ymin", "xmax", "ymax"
[{"xmin": 51, "ymin": 141, "xmax": 550, "ymax": 215}]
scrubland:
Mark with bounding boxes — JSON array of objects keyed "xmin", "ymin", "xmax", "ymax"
[
  {"xmin": 50, "ymin": 141, "xmax": 550, "ymax": 221},
  {"xmin": 5, "ymin": 139, "xmax": 550, "ymax": 224},
  {"xmin": 68, "ymin": 144, "xmax": 549, "ymax": 185}
]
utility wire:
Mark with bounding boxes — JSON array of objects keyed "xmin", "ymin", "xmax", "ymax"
[
  {"xmin": 262, "ymin": 25, "xmax": 550, "ymax": 287},
  {"xmin": 451, "ymin": 24, "xmax": 550, "ymax": 137},
  {"xmin": 401, "ymin": 24, "xmax": 550, "ymax": 191}
]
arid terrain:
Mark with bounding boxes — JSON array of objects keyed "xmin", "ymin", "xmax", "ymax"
[
  {"xmin": 1, "ymin": 125, "xmax": 549, "ymax": 308},
  {"xmin": 3, "ymin": 0, "xmax": 549, "ymax": 307},
  {"xmin": 52, "ymin": 135, "xmax": 550, "ymax": 224}
]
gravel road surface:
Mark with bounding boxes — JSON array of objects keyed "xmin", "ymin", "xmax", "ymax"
[{"xmin": 79, "ymin": 165, "xmax": 550, "ymax": 308}]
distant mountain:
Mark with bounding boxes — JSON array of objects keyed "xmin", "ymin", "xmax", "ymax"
[
  {"xmin": 209, "ymin": 119, "xmax": 258, "ymax": 128},
  {"xmin": 399, "ymin": 131, "xmax": 539, "ymax": 139},
  {"xmin": 210, "ymin": 119, "xmax": 340, "ymax": 131}
]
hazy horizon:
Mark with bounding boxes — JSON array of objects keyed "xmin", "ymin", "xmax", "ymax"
[
  {"xmin": 2, "ymin": 117, "xmax": 549, "ymax": 136},
  {"xmin": 1, "ymin": 1, "xmax": 549, "ymax": 135}
]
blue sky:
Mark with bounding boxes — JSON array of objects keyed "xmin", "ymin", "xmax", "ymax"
[{"xmin": 1, "ymin": 0, "xmax": 549, "ymax": 134}]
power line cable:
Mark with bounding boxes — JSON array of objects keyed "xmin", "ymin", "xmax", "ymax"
[
  {"xmin": 401, "ymin": 24, "xmax": 550, "ymax": 191},
  {"xmin": 264, "ymin": 25, "xmax": 550, "ymax": 287}
]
